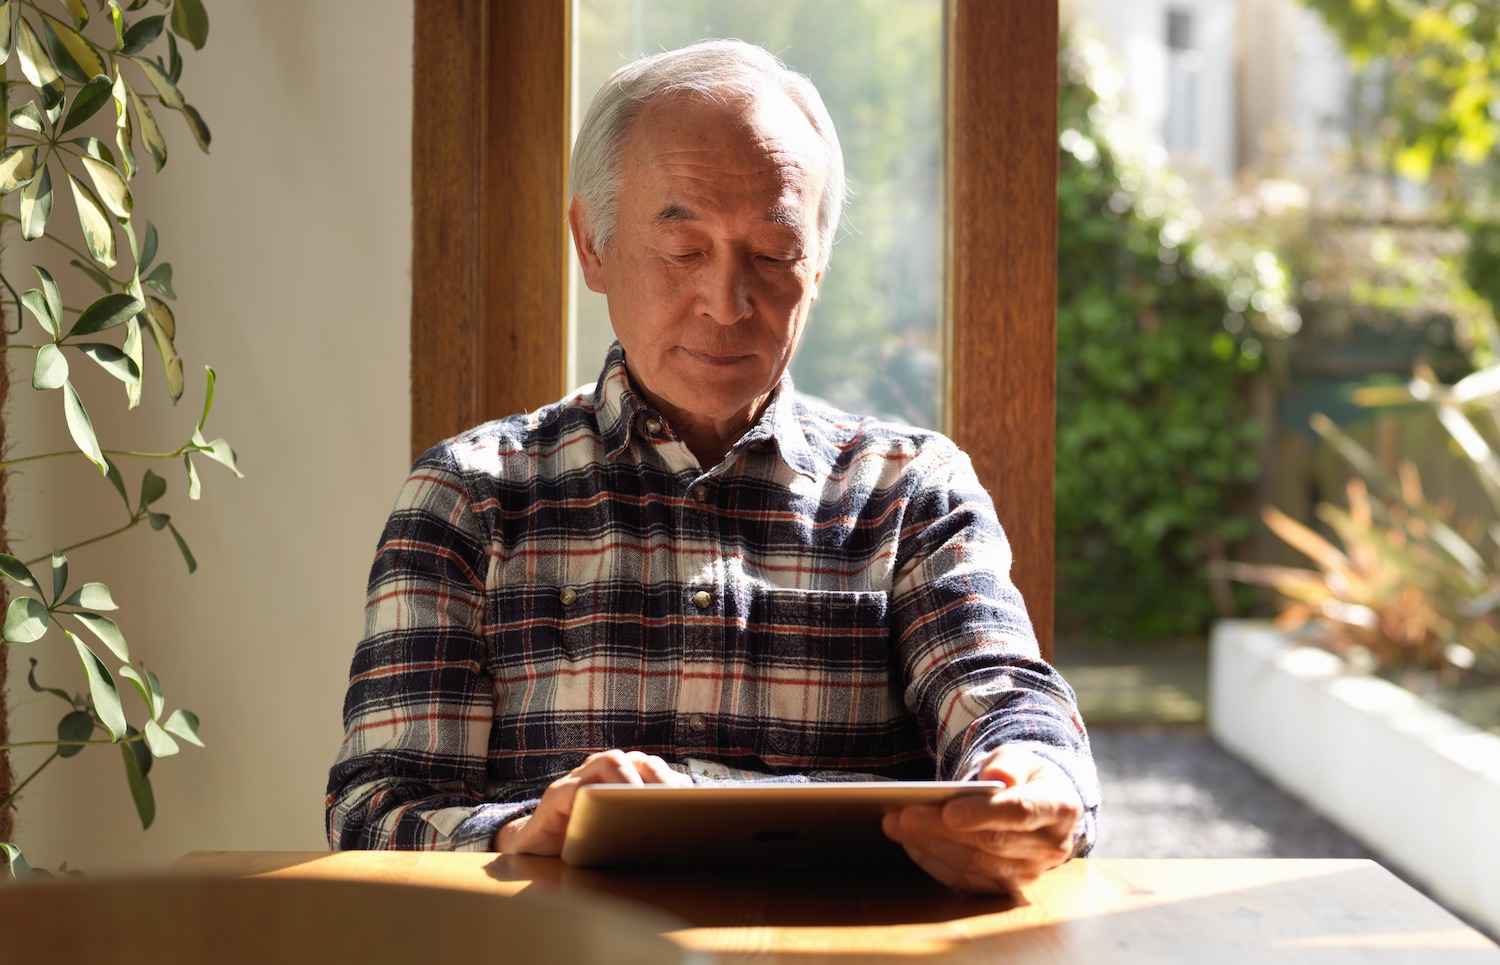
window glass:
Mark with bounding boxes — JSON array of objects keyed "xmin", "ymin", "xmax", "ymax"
[{"xmin": 570, "ymin": 0, "xmax": 945, "ymax": 429}]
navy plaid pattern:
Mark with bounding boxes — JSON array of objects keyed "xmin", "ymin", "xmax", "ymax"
[{"xmin": 327, "ymin": 343, "xmax": 1099, "ymax": 851}]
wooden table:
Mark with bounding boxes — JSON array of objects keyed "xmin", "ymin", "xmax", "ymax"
[{"xmin": 154, "ymin": 851, "xmax": 1500, "ymax": 963}]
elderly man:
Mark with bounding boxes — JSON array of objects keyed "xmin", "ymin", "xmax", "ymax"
[{"xmin": 328, "ymin": 39, "xmax": 1099, "ymax": 894}]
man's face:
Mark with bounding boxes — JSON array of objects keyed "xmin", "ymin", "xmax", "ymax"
[{"xmin": 572, "ymin": 89, "xmax": 826, "ymax": 441}]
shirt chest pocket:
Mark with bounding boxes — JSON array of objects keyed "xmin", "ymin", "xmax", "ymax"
[{"xmin": 737, "ymin": 588, "xmax": 903, "ymax": 767}]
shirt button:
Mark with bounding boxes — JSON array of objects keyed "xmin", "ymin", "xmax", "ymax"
[
  {"xmin": 559, "ymin": 586, "xmax": 578, "ymax": 606},
  {"xmin": 690, "ymin": 484, "xmax": 709, "ymax": 504},
  {"xmin": 688, "ymin": 714, "xmax": 707, "ymax": 733},
  {"xmin": 692, "ymin": 590, "xmax": 713, "ymax": 610},
  {"xmin": 645, "ymin": 417, "xmax": 663, "ymax": 435}
]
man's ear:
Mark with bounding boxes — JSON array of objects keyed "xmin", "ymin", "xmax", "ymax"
[{"xmin": 569, "ymin": 197, "xmax": 609, "ymax": 294}]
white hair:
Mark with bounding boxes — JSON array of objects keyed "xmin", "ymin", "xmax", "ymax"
[{"xmin": 569, "ymin": 38, "xmax": 846, "ymax": 271}]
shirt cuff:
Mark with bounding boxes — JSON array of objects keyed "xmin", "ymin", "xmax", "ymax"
[{"xmin": 452, "ymin": 800, "xmax": 539, "ymax": 851}]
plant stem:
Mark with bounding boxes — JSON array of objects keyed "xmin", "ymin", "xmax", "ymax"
[
  {"xmin": 0, "ymin": 752, "xmax": 60, "ymax": 818},
  {"xmin": 0, "ymin": 215, "xmax": 104, "ymax": 268},
  {"xmin": 0, "ymin": 736, "xmax": 138, "ymax": 752},
  {"xmin": 1, "ymin": 446, "xmax": 190, "ymax": 469},
  {"xmin": 22, "ymin": 515, "xmax": 141, "ymax": 567}
]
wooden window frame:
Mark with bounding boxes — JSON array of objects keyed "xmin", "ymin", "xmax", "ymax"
[{"xmin": 411, "ymin": 0, "xmax": 1057, "ymax": 656}]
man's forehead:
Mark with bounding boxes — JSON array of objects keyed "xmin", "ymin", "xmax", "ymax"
[{"xmin": 625, "ymin": 86, "xmax": 821, "ymax": 165}]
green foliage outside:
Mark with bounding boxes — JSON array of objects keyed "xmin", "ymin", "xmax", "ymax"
[
  {"xmin": 1055, "ymin": 34, "xmax": 1288, "ymax": 638},
  {"xmin": 0, "ymin": 0, "xmax": 236, "ymax": 875},
  {"xmin": 1301, "ymin": 0, "xmax": 1499, "ymax": 203},
  {"xmin": 1299, "ymin": 0, "xmax": 1500, "ymax": 363}
]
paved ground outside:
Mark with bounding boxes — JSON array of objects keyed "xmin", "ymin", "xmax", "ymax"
[
  {"xmin": 1054, "ymin": 637, "xmax": 1377, "ymax": 860},
  {"xmin": 1054, "ymin": 638, "xmax": 1496, "ymax": 941}
]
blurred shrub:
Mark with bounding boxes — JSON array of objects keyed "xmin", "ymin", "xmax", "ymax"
[
  {"xmin": 1054, "ymin": 33, "xmax": 1283, "ymax": 638},
  {"xmin": 1227, "ymin": 371, "xmax": 1500, "ymax": 681}
]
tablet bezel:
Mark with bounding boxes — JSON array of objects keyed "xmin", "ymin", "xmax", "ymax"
[{"xmin": 560, "ymin": 781, "xmax": 1007, "ymax": 869}]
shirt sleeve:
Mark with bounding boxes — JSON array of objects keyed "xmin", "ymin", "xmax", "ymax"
[
  {"xmin": 326, "ymin": 445, "xmax": 529, "ymax": 850},
  {"xmin": 888, "ymin": 445, "xmax": 1101, "ymax": 855}
]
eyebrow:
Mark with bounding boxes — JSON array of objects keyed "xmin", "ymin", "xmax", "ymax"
[{"xmin": 651, "ymin": 202, "xmax": 808, "ymax": 233}]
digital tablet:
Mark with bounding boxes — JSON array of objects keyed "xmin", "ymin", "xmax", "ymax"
[{"xmin": 560, "ymin": 781, "xmax": 1006, "ymax": 869}]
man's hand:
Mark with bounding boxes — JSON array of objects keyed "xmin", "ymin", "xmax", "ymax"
[
  {"xmin": 881, "ymin": 746, "xmax": 1083, "ymax": 895},
  {"xmin": 494, "ymin": 750, "xmax": 691, "ymax": 855}
]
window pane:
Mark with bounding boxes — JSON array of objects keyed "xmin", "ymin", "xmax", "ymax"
[{"xmin": 570, "ymin": 0, "xmax": 946, "ymax": 429}]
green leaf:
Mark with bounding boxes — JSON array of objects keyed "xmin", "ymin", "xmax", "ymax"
[
  {"xmin": 0, "ymin": 2, "xmax": 13, "ymax": 66},
  {"xmin": 166, "ymin": 520, "xmax": 196, "ymax": 573},
  {"xmin": 67, "ymin": 291, "xmax": 142, "ymax": 337},
  {"xmin": 74, "ymin": 134, "xmax": 117, "ymax": 166},
  {"xmin": 106, "ymin": 1, "xmax": 125, "ymax": 47},
  {"xmin": 0, "ymin": 553, "xmax": 40, "ymax": 590},
  {"xmin": 184, "ymin": 453, "xmax": 200, "ymax": 499},
  {"xmin": 105, "ymin": 457, "xmax": 131, "ymax": 508},
  {"xmin": 71, "ymin": 257, "xmax": 115, "ymax": 293},
  {"xmin": 21, "ymin": 287, "xmax": 58, "ymax": 337},
  {"xmin": 59, "ymin": 0, "xmax": 89, "ymax": 29},
  {"xmin": 121, "ymin": 664, "xmax": 162, "ymax": 719},
  {"xmin": 26, "ymin": 657, "xmax": 75, "ymax": 705},
  {"xmin": 56, "ymin": 709, "xmax": 95, "ymax": 758},
  {"xmin": 192, "ymin": 428, "xmax": 242, "ymax": 477},
  {"xmin": 78, "ymin": 341, "xmax": 141, "ymax": 384},
  {"xmin": 140, "ymin": 468, "xmax": 167, "ymax": 507},
  {"xmin": 64, "ymin": 581, "xmax": 118, "ymax": 610},
  {"xmin": 143, "ymin": 262, "xmax": 173, "ymax": 298},
  {"xmin": 147, "ymin": 510, "xmax": 168, "ymax": 531},
  {"xmin": 61, "ymin": 73, "xmax": 113, "ymax": 133},
  {"xmin": 20, "ymin": 163, "xmax": 54, "ymax": 240},
  {"xmin": 140, "ymin": 221, "xmax": 159, "ymax": 273},
  {"xmin": 36, "ymin": 265, "xmax": 62, "ymax": 324},
  {"xmin": 123, "ymin": 317, "xmax": 144, "ymax": 408},
  {"xmin": 197, "ymin": 363, "xmax": 216, "ymax": 428},
  {"xmin": 32, "ymin": 343, "xmax": 69, "ymax": 390},
  {"xmin": 0, "ymin": 145, "xmax": 40, "ymax": 194},
  {"xmin": 10, "ymin": 100, "xmax": 44, "ymax": 132},
  {"xmin": 73, "ymin": 612, "xmax": 128, "ymax": 662},
  {"xmin": 4, "ymin": 596, "xmax": 50, "ymax": 643},
  {"xmin": 120, "ymin": 740, "xmax": 155, "ymax": 829},
  {"xmin": 163, "ymin": 708, "xmax": 202, "ymax": 747},
  {"xmin": 126, "ymin": 54, "xmax": 182, "ymax": 108},
  {"xmin": 81, "ymin": 153, "xmax": 132, "ymax": 219},
  {"xmin": 142, "ymin": 296, "xmax": 183, "ymax": 400},
  {"xmin": 166, "ymin": 28, "xmax": 181, "ymax": 82},
  {"xmin": 111, "ymin": 68, "xmax": 137, "ymax": 179},
  {"xmin": 3, "ymin": 844, "xmax": 32, "ymax": 879},
  {"xmin": 119, "ymin": 12, "xmax": 162, "ymax": 53},
  {"xmin": 41, "ymin": 12, "xmax": 106, "ymax": 84},
  {"xmin": 50, "ymin": 550, "xmax": 68, "ymax": 601},
  {"xmin": 168, "ymin": 0, "xmax": 205, "ymax": 48},
  {"xmin": 181, "ymin": 102, "xmax": 209, "ymax": 152},
  {"xmin": 63, "ymin": 380, "xmax": 108, "ymax": 472},
  {"xmin": 16, "ymin": 16, "xmax": 64, "ymax": 101},
  {"xmin": 143, "ymin": 718, "xmax": 179, "ymax": 757},
  {"xmin": 73, "ymin": 633, "xmax": 126, "ymax": 740},
  {"xmin": 126, "ymin": 82, "xmax": 166, "ymax": 172},
  {"xmin": 68, "ymin": 173, "xmax": 116, "ymax": 268}
]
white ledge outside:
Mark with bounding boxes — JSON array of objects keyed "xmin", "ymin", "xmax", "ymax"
[{"xmin": 1210, "ymin": 619, "xmax": 1500, "ymax": 936}]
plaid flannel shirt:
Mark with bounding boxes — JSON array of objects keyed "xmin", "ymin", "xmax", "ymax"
[{"xmin": 327, "ymin": 343, "xmax": 1099, "ymax": 851}]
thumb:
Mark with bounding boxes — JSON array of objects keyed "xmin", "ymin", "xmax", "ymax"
[{"xmin": 974, "ymin": 745, "xmax": 1049, "ymax": 788}]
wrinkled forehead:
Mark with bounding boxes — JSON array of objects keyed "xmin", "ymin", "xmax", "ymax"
[{"xmin": 622, "ymin": 85, "xmax": 828, "ymax": 189}]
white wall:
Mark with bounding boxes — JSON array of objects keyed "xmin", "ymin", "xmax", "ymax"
[
  {"xmin": 1072, "ymin": 0, "xmax": 1239, "ymax": 179},
  {"xmin": 4, "ymin": 1, "xmax": 413, "ymax": 871}
]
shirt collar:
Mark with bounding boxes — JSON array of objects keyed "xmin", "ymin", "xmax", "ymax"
[{"xmin": 591, "ymin": 342, "xmax": 820, "ymax": 479}]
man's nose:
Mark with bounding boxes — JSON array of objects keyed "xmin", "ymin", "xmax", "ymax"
[{"xmin": 698, "ymin": 253, "xmax": 754, "ymax": 325}]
